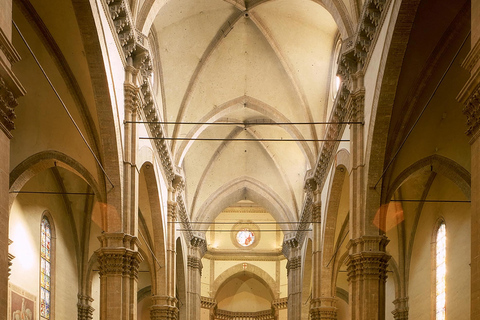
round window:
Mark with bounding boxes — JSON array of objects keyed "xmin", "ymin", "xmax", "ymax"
[{"xmin": 236, "ymin": 229, "xmax": 255, "ymax": 247}]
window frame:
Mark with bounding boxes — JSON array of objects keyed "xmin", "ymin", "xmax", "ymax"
[
  {"xmin": 431, "ymin": 218, "xmax": 446, "ymax": 320},
  {"xmin": 40, "ymin": 211, "xmax": 55, "ymax": 320}
]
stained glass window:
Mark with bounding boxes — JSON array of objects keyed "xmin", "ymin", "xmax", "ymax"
[
  {"xmin": 436, "ymin": 223, "xmax": 446, "ymax": 320},
  {"xmin": 41, "ymin": 216, "xmax": 51, "ymax": 319},
  {"xmin": 236, "ymin": 229, "xmax": 255, "ymax": 247}
]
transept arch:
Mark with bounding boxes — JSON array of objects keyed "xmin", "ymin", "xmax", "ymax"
[
  {"xmin": 194, "ymin": 176, "xmax": 293, "ymax": 229},
  {"xmin": 211, "ymin": 263, "xmax": 278, "ymax": 300}
]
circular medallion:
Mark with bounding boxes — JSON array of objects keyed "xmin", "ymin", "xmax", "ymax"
[{"xmin": 236, "ymin": 229, "xmax": 255, "ymax": 247}]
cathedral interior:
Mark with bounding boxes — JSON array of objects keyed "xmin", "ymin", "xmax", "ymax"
[{"xmin": 0, "ymin": 0, "xmax": 479, "ymax": 319}]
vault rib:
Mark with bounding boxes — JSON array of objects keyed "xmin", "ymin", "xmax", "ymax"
[
  {"xmin": 189, "ymin": 126, "xmax": 299, "ymax": 218},
  {"xmin": 247, "ymin": 0, "xmax": 354, "ymax": 38},
  {"xmin": 171, "ymin": 11, "xmax": 245, "ymax": 154},
  {"xmin": 174, "ymin": 96, "xmax": 315, "ymax": 167},
  {"xmin": 248, "ymin": 12, "xmax": 320, "ymax": 155}
]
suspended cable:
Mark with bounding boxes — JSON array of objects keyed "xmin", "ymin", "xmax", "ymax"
[
  {"xmin": 138, "ymin": 229, "xmax": 163, "ymax": 269},
  {"xmin": 12, "ymin": 20, "xmax": 115, "ymax": 189},
  {"xmin": 390, "ymin": 199, "xmax": 470, "ymax": 203},
  {"xmin": 326, "ymin": 230, "xmax": 349, "ymax": 268},
  {"xmin": 141, "ymin": 137, "xmax": 349, "ymax": 142},
  {"xmin": 127, "ymin": 121, "xmax": 363, "ymax": 125},
  {"xmin": 170, "ymin": 221, "xmax": 321, "ymax": 224},
  {"xmin": 373, "ymin": 31, "xmax": 471, "ymax": 189},
  {"xmin": 176, "ymin": 229, "xmax": 310, "ymax": 232},
  {"xmin": 10, "ymin": 190, "xmax": 95, "ymax": 195}
]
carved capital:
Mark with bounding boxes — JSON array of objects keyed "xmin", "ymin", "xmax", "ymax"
[
  {"xmin": 463, "ymin": 84, "xmax": 480, "ymax": 137},
  {"xmin": 167, "ymin": 200, "xmax": 177, "ymax": 221},
  {"xmin": 124, "ymin": 83, "xmax": 140, "ymax": 112},
  {"xmin": 392, "ymin": 297, "xmax": 409, "ymax": 320},
  {"xmin": 95, "ymin": 247, "xmax": 143, "ymax": 278},
  {"xmin": 150, "ymin": 305, "xmax": 178, "ymax": 320},
  {"xmin": 0, "ymin": 76, "xmax": 19, "ymax": 135},
  {"xmin": 187, "ymin": 255, "xmax": 203, "ymax": 272},
  {"xmin": 310, "ymin": 306, "xmax": 337, "ymax": 320},
  {"xmin": 150, "ymin": 296, "xmax": 178, "ymax": 320},
  {"xmin": 77, "ymin": 294, "xmax": 95, "ymax": 320},
  {"xmin": 8, "ymin": 239, "xmax": 14, "ymax": 279}
]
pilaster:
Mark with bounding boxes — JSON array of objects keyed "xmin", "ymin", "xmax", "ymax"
[
  {"xmin": 346, "ymin": 236, "xmax": 390, "ymax": 320},
  {"xmin": 186, "ymin": 234, "xmax": 206, "ymax": 320},
  {"xmin": 457, "ymin": 5, "xmax": 480, "ymax": 316},
  {"xmin": 95, "ymin": 233, "xmax": 143, "ymax": 320},
  {"xmin": 284, "ymin": 236, "xmax": 301, "ymax": 320},
  {"xmin": 0, "ymin": 8, "xmax": 25, "ymax": 319}
]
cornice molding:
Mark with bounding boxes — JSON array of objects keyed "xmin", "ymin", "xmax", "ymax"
[{"xmin": 0, "ymin": 28, "xmax": 21, "ymax": 65}]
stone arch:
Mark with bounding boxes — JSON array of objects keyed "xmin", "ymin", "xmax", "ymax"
[
  {"xmin": 174, "ymin": 95, "xmax": 315, "ymax": 168},
  {"xmin": 9, "ymin": 150, "xmax": 104, "ymax": 209},
  {"xmin": 139, "ymin": 161, "xmax": 168, "ymax": 295},
  {"xmin": 385, "ymin": 154, "xmax": 471, "ymax": 202},
  {"xmin": 137, "ymin": 0, "xmax": 354, "ymax": 39},
  {"xmin": 176, "ymin": 237, "xmax": 187, "ymax": 320},
  {"xmin": 194, "ymin": 176, "xmax": 293, "ymax": 230},
  {"xmin": 321, "ymin": 148, "xmax": 350, "ymax": 298},
  {"xmin": 211, "ymin": 263, "xmax": 279, "ymax": 300},
  {"xmin": 364, "ymin": 0, "xmax": 424, "ymax": 234}
]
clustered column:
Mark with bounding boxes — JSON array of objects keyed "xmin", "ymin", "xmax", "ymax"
[
  {"xmin": 187, "ymin": 235, "xmax": 206, "ymax": 320},
  {"xmin": 0, "ymin": 1, "xmax": 26, "ymax": 316},
  {"xmin": 309, "ymin": 185, "xmax": 338, "ymax": 320},
  {"xmin": 347, "ymin": 75, "xmax": 390, "ymax": 320},
  {"xmin": 285, "ymin": 238, "xmax": 301, "ymax": 320},
  {"xmin": 150, "ymin": 186, "xmax": 179, "ymax": 320},
  {"xmin": 96, "ymin": 234, "xmax": 143, "ymax": 320},
  {"xmin": 457, "ymin": 1, "xmax": 480, "ymax": 316}
]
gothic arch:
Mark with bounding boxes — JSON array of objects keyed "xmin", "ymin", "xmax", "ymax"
[
  {"xmin": 211, "ymin": 263, "xmax": 278, "ymax": 300},
  {"xmin": 139, "ymin": 162, "xmax": 168, "ymax": 296},
  {"xmin": 9, "ymin": 150, "xmax": 104, "ymax": 209},
  {"xmin": 194, "ymin": 176, "xmax": 293, "ymax": 229},
  {"xmin": 385, "ymin": 154, "xmax": 471, "ymax": 202},
  {"xmin": 321, "ymin": 148, "xmax": 350, "ymax": 297},
  {"xmin": 364, "ymin": 0, "xmax": 423, "ymax": 234}
]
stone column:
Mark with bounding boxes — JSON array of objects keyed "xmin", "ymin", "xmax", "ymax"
[
  {"xmin": 0, "ymin": 4, "xmax": 25, "ymax": 317},
  {"xmin": 309, "ymin": 184, "xmax": 338, "ymax": 320},
  {"xmin": 123, "ymin": 67, "xmax": 142, "ymax": 320},
  {"xmin": 187, "ymin": 235, "xmax": 207, "ymax": 320},
  {"xmin": 391, "ymin": 297, "xmax": 408, "ymax": 320},
  {"xmin": 96, "ymin": 233, "xmax": 143, "ymax": 320},
  {"xmin": 457, "ymin": 2, "xmax": 480, "ymax": 316},
  {"xmin": 285, "ymin": 237, "xmax": 301, "ymax": 320},
  {"xmin": 347, "ymin": 79, "xmax": 390, "ymax": 320},
  {"xmin": 78, "ymin": 294, "xmax": 95, "ymax": 320},
  {"xmin": 150, "ymin": 186, "xmax": 179, "ymax": 319}
]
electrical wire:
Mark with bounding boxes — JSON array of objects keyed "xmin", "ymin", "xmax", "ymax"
[
  {"xmin": 12, "ymin": 20, "xmax": 115, "ymax": 189},
  {"xmin": 373, "ymin": 31, "xmax": 471, "ymax": 189}
]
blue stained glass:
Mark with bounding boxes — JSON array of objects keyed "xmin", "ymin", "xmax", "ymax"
[{"xmin": 41, "ymin": 216, "xmax": 52, "ymax": 320}]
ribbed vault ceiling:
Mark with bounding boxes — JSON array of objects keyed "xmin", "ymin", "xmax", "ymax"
[{"xmin": 149, "ymin": 0, "xmax": 340, "ymax": 226}]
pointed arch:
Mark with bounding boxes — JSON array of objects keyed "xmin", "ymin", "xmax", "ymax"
[
  {"xmin": 212, "ymin": 263, "xmax": 278, "ymax": 299},
  {"xmin": 194, "ymin": 177, "xmax": 293, "ymax": 229},
  {"xmin": 175, "ymin": 95, "xmax": 314, "ymax": 167}
]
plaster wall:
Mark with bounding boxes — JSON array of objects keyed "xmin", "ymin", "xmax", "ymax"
[{"xmin": 9, "ymin": 170, "xmax": 79, "ymax": 320}]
